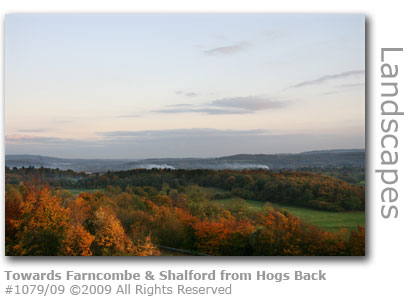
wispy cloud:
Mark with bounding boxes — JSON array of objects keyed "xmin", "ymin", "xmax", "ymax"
[
  {"xmin": 96, "ymin": 128, "xmax": 268, "ymax": 138},
  {"xmin": 291, "ymin": 70, "xmax": 365, "ymax": 88},
  {"xmin": 175, "ymin": 90, "xmax": 198, "ymax": 97},
  {"xmin": 6, "ymin": 129, "xmax": 270, "ymax": 146},
  {"xmin": 6, "ymin": 134, "xmax": 73, "ymax": 144},
  {"xmin": 154, "ymin": 96, "xmax": 288, "ymax": 115},
  {"xmin": 167, "ymin": 104, "xmax": 194, "ymax": 108},
  {"xmin": 153, "ymin": 107, "xmax": 250, "ymax": 115},
  {"xmin": 5, "ymin": 134, "xmax": 104, "ymax": 151},
  {"xmin": 210, "ymin": 96, "xmax": 287, "ymax": 111},
  {"xmin": 204, "ymin": 42, "xmax": 250, "ymax": 55}
]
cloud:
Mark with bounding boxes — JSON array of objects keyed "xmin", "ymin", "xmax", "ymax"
[
  {"xmin": 96, "ymin": 128, "xmax": 268, "ymax": 138},
  {"xmin": 154, "ymin": 96, "xmax": 288, "ymax": 115},
  {"xmin": 291, "ymin": 70, "xmax": 365, "ymax": 88},
  {"xmin": 321, "ymin": 91, "xmax": 341, "ymax": 96},
  {"xmin": 175, "ymin": 90, "xmax": 198, "ymax": 97},
  {"xmin": 204, "ymin": 42, "xmax": 249, "ymax": 55},
  {"xmin": 5, "ymin": 135, "xmax": 101, "ymax": 148},
  {"xmin": 153, "ymin": 107, "xmax": 249, "ymax": 115},
  {"xmin": 6, "ymin": 134, "xmax": 73, "ymax": 144},
  {"xmin": 167, "ymin": 104, "xmax": 194, "ymax": 108},
  {"xmin": 210, "ymin": 96, "xmax": 287, "ymax": 111}
]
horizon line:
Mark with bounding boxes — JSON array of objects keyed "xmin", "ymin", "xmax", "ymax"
[{"xmin": 5, "ymin": 148, "xmax": 366, "ymax": 161}]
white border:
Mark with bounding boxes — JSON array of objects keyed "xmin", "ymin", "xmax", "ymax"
[{"xmin": 1, "ymin": 1, "xmax": 408, "ymax": 298}]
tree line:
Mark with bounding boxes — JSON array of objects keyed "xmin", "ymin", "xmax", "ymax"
[{"xmin": 6, "ymin": 167, "xmax": 365, "ymax": 212}]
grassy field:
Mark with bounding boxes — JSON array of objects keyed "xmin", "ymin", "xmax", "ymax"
[
  {"xmin": 191, "ymin": 186, "xmax": 365, "ymax": 231},
  {"xmin": 217, "ymin": 198, "xmax": 365, "ymax": 232}
]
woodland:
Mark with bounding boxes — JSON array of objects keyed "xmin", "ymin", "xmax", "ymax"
[{"xmin": 5, "ymin": 167, "xmax": 365, "ymax": 256}]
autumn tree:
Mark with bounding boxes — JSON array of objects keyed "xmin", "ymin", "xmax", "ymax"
[
  {"xmin": 5, "ymin": 184, "xmax": 25, "ymax": 254},
  {"xmin": 60, "ymin": 224, "xmax": 94, "ymax": 256},
  {"xmin": 12, "ymin": 185, "xmax": 70, "ymax": 256},
  {"xmin": 92, "ymin": 207, "xmax": 158, "ymax": 256}
]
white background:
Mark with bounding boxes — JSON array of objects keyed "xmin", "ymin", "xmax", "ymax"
[{"xmin": 1, "ymin": 0, "xmax": 408, "ymax": 298}]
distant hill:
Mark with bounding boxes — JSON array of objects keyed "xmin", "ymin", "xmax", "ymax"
[{"xmin": 5, "ymin": 149, "xmax": 365, "ymax": 172}]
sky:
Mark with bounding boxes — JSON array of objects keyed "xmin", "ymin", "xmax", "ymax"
[{"xmin": 5, "ymin": 14, "xmax": 365, "ymax": 159}]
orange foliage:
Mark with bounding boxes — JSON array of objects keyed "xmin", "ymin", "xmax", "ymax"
[
  {"xmin": 5, "ymin": 179, "xmax": 364, "ymax": 256},
  {"xmin": 67, "ymin": 195, "xmax": 91, "ymax": 225},
  {"xmin": 10, "ymin": 185, "xmax": 70, "ymax": 255},
  {"xmin": 60, "ymin": 224, "xmax": 94, "ymax": 256},
  {"xmin": 5, "ymin": 185, "xmax": 24, "ymax": 245},
  {"xmin": 193, "ymin": 217, "xmax": 254, "ymax": 255},
  {"xmin": 93, "ymin": 207, "xmax": 159, "ymax": 256}
]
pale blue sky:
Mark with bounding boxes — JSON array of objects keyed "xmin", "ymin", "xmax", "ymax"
[{"xmin": 5, "ymin": 14, "xmax": 365, "ymax": 158}]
